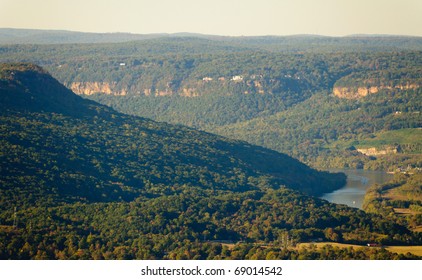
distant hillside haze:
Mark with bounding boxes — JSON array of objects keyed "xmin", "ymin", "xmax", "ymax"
[
  {"xmin": 0, "ymin": 28, "xmax": 166, "ymax": 44},
  {"xmin": 1, "ymin": 28, "xmax": 422, "ymax": 51}
]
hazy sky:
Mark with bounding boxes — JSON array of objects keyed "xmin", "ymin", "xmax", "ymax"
[{"xmin": 1, "ymin": 0, "xmax": 421, "ymax": 36}]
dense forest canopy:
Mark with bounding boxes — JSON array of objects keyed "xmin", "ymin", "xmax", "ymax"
[
  {"xmin": 2, "ymin": 36, "xmax": 418, "ymax": 170},
  {"xmin": 1, "ymin": 63, "xmax": 420, "ymax": 260},
  {"xmin": 1, "ymin": 31, "xmax": 421, "ymax": 260}
]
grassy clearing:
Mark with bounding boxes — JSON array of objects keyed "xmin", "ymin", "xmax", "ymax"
[
  {"xmin": 385, "ymin": 190, "xmax": 421, "ymax": 201},
  {"xmin": 413, "ymin": 226, "xmax": 422, "ymax": 233},
  {"xmin": 328, "ymin": 128, "xmax": 422, "ymax": 151},
  {"xmin": 297, "ymin": 242, "xmax": 363, "ymax": 250},
  {"xmin": 356, "ymin": 128, "xmax": 422, "ymax": 148},
  {"xmin": 298, "ymin": 242, "xmax": 422, "ymax": 256},
  {"xmin": 384, "ymin": 183, "xmax": 422, "ymax": 202},
  {"xmin": 0, "ymin": 225, "xmax": 16, "ymax": 232},
  {"xmin": 383, "ymin": 246, "xmax": 422, "ymax": 256},
  {"xmin": 219, "ymin": 243, "xmax": 236, "ymax": 249},
  {"xmin": 393, "ymin": 208, "xmax": 419, "ymax": 215}
]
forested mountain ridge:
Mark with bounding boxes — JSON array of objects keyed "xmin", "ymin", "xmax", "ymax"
[
  {"xmin": 0, "ymin": 63, "xmax": 345, "ymax": 207},
  {"xmin": 0, "ymin": 63, "xmax": 109, "ymax": 116},
  {"xmin": 215, "ymin": 88, "xmax": 421, "ymax": 171},
  {"xmin": 333, "ymin": 68, "xmax": 422, "ymax": 99},
  {"xmin": 0, "ymin": 37, "xmax": 420, "ymax": 171},
  {"xmin": 3, "ymin": 43, "xmax": 420, "ymax": 128},
  {"xmin": 1, "ymin": 63, "xmax": 421, "ymax": 260}
]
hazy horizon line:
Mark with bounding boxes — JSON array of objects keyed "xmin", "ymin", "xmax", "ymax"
[{"xmin": 1, "ymin": 27, "xmax": 421, "ymax": 39}]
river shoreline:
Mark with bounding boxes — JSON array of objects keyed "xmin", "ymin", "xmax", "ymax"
[{"xmin": 320, "ymin": 169, "xmax": 393, "ymax": 209}]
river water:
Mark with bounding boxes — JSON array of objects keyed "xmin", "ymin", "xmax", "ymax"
[{"xmin": 320, "ymin": 169, "xmax": 393, "ymax": 209}]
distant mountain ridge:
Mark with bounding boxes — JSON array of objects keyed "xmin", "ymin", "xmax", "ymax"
[
  {"xmin": 0, "ymin": 28, "xmax": 166, "ymax": 44},
  {"xmin": 1, "ymin": 28, "xmax": 422, "ymax": 51},
  {"xmin": 1, "ymin": 36, "xmax": 420, "ymax": 172}
]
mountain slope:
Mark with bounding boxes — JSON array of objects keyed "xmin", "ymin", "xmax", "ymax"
[
  {"xmin": 213, "ymin": 86, "xmax": 421, "ymax": 170},
  {"xmin": 1, "ymin": 40, "xmax": 421, "ymax": 132},
  {"xmin": 1, "ymin": 63, "xmax": 421, "ymax": 260},
  {"xmin": 0, "ymin": 63, "xmax": 345, "ymax": 209},
  {"xmin": 2, "ymin": 41, "xmax": 420, "ymax": 172},
  {"xmin": 0, "ymin": 63, "xmax": 106, "ymax": 117}
]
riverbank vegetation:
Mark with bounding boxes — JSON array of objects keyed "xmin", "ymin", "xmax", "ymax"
[{"xmin": 363, "ymin": 172, "xmax": 422, "ymax": 232}]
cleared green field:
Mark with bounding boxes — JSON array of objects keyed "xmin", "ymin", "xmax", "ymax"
[
  {"xmin": 329, "ymin": 128, "xmax": 422, "ymax": 152},
  {"xmin": 356, "ymin": 128, "xmax": 422, "ymax": 149}
]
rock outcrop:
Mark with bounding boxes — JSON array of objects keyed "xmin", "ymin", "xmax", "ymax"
[
  {"xmin": 333, "ymin": 84, "xmax": 419, "ymax": 99},
  {"xmin": 357, "ymin": 146, "xmax": 398, "ymax": 157},
  {"xmin": 69, "ymin": 82, "xmax": 127, "ymax": 96}
]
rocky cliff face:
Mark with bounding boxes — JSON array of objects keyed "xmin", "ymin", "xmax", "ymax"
[
  {"xmin": 357, "ymin": 146, "xmax": 398, "ymax": 157},
  {"xmin": 68, "ymin": 81, "xmax": 202, "ymax": 98},
  {"xmin": 333, "ymin": 84, "xmax": 419, "ymax": 99},
  {"xmin": 69, "ymin": 82, "xmax": 127, "ymax": 96},
  {"xmin": 180, "ymin": 87, "xmax": 199, "ymax": 97},
  {"xmin": 66, "ymin": 75, "xmax": 294, "ymax": 98}
]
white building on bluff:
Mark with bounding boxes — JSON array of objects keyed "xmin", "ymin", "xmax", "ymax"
[{"xmin": 231, "ymin": 75, "xmax": 243, "ymax": 81}]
